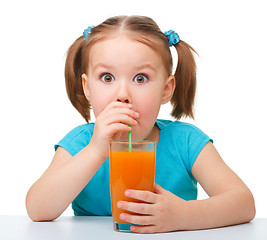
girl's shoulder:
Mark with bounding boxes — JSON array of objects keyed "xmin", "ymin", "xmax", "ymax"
[
  {"xmin": 62, "ymin": 123, "xmax": 95, "ymax": 139},
  {"xmin": 156, "ymin": 119, "xmax": 208, "ymax": 136},
  {"xmin": 55, "ymin": 123, "xmax": 95, "ymax": 156},
  {"xmin": 156, "ymin": 118, "xmax": 213, "ymax": 150}
]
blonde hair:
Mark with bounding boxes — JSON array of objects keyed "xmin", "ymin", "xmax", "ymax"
[{"xmin": 65, "ymin": 15, "xmax": 197, "ymax": 122}]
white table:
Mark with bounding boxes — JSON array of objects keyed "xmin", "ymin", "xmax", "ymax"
[{"xmin": 0, "ymin": 216, "xmax": 266, "ymax": 240}]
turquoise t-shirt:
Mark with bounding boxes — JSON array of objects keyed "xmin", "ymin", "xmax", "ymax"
[{"xmin": 55, "ymin": 119, "xmax": 212, "ymax": 216}]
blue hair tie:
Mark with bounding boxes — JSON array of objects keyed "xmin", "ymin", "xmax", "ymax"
[
  {"xmin": 164, "ymin": 30, "xmax": 180, "ymax": 46},
  {"xmin": 83, "ymin": 26, "xmax": 94, "ymax": 40}
]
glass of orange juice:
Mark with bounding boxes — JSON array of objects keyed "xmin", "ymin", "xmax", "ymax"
[{"xmin": 109, "ymin": 140, "xmax": 156, "ymax": 232}]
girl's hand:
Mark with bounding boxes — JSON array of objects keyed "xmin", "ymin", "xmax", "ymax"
[
  {"xmin": 117, "ymin": 183, "xmax": 188, "ymax": 233},
  {"xmin": 89, "ymin": 101, "xmax": 139, "ymax": 160}
]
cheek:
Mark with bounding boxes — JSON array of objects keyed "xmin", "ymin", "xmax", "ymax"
[
  {"xmin": 137, "ymin": 91, "xmax": 162, "ymax": 121},
  {"xmin": 133, "ymin": 92, "xmax": 161, "ymax": 140},
  {"xmin": 89, "ymin": 90, "xmax": 112, "ymax": 117},
  {"xmin": 143, "ymin": 101, "xmax": 161, "ymax": 120}
]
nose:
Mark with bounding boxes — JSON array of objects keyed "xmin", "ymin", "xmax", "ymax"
[{"xmin": 116, "ymin": 82, "xmax": 131, "ymax": 104}]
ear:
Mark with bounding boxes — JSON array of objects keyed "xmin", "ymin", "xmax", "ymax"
[
  {"xmin": 82, "ymin": 73, "xmax": 90, "ymax": 101},
  {"xmin": 161, "ymin": 75, "xmax": 175, "ymax": 104}
]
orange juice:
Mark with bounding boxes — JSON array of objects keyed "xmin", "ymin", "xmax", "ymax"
[{"xmin": 109, "ymin": 142, "xmax": 156, "ymax": 225}]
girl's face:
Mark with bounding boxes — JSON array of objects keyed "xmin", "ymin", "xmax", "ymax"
[{"xmin": 83, "ymin": 34, "xmax": 175, "ymax": 141}]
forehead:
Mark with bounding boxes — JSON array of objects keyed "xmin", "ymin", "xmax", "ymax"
[{"xmin": 88, "ymin": 34, "xmax": 167, "ymax": 73}]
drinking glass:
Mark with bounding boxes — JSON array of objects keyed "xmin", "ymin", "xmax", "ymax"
[{"xmin": 109, "ymin": 140, "xmax": 156, "ymax": 232}]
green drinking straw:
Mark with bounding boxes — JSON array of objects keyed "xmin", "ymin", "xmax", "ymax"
[{"xmin": 128, "ymin": 125, "xmax": 132, "ymax": 151}]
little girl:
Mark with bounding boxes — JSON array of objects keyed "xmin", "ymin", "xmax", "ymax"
[{"xmin": 26, "ymin": 15, "xmax": 255, "ymax": 233}]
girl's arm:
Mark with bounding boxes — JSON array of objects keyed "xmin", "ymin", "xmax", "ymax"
[
  {"xmin": 26, "ymin": 144, "xmax": 105, "ymax": 221},
  {"xmin": 26, "ymin": 101, "xmax": 138, "ymax": 222},
  {"xmin": 187, "ymin": 141, "xmax": 256, "ymax": 229},
  {"xmin": 117, "ymin": 141, "xmax": 256, "ymax": 233}
]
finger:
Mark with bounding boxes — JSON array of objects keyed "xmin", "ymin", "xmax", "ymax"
[
  {"xmin": 117, "ymin": 201, "xmax": 153, "ymax": 215},
  {"xmin": 120, "ymin": 213, "xmax": 153, "ymax": 226},
  {"xmin": 108, "ymin": 123, "xmax": 132, "ymax": 136},
  {"xmin": 105, "ymin": 114, "xmax": 138, "ymax": 127},
  {"xmin": 125, "ymin": 190, "xmax": 157, "ymax": 204},
  {"xmin": 99, "ymin": 106, "xmax": 139, "ymax": 127},
  {"xmin": 109, "ymin": 107, "xmax": 139, "ymax": 119}
]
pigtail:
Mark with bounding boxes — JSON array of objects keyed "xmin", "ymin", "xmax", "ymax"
[
  {"xmin": 65, "ymin": 36, "xmax": 91, "ymax": 122},
  {"xmin": 171, "ymin": 40, "xmax": 198, "ymax": 120}
]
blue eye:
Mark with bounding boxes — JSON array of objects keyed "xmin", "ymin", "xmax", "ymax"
[
  {"xmin": 101, "ymin": 73, "xmax": 114, "ymax": 83},
  {"xmin": 133, "ymin": 74, "xmax": 148, "ymax": 84}
]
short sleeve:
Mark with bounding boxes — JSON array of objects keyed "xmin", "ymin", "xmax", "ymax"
[
  {"xmin": 156, "ymin": 120, "xmax": 213, "ymax": 179},
  {"xmin": 54, "ymin": 123, "xmax": 94, "ymax": 156},
  {"xmin": 188, "ymin": 130, "xmax": 213, "ymax": 169},
  {"xmin": 181, "ymin": 124, "xmax": 213, "ymax": 174}
]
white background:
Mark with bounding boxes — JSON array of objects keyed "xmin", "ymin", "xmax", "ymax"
[{"xmin": 0, "ymin": 0, "xmax": 266, "ymax": 218}]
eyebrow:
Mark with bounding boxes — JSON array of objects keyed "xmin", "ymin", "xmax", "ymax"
[
  {"xmin": 135, "ymin": 63, "xmax": 157, "ymax": 72},
  {"xmin": 91, "ymin": 62, "xmax": 157, "ymax": 72},
  {"xmin": 91, "ymin": 63, "xmax": 114, "ymax": 72}
]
